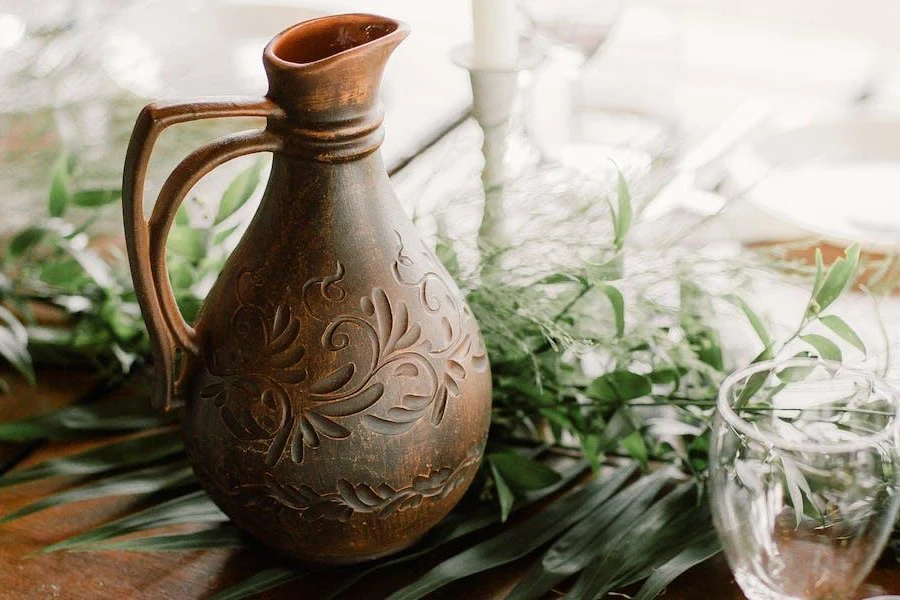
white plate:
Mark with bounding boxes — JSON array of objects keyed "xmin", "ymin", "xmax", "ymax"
[{"xmin": 725, "ymin": 116, "xmax": 900, "ymax": 251}]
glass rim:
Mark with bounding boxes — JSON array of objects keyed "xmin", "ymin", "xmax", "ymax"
[{"xmin": 717, "ymin": 357, "xmax": 900, "ymax": 453}]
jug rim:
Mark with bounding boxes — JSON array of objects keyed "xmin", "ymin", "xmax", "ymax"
[{"xmin": 264, "ymin": 13, "xmax": 410, "ymax": 71}]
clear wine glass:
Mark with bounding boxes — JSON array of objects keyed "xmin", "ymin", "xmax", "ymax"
[
  {"xmin": 710, "ymin": 358, "xmax": 900, "ymax": 600},
  {"xmin": 517, "ymin": 0, "xmax": 627, "ymax": 66}
]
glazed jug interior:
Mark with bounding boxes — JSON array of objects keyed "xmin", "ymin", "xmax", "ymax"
[{"xmin": 270, "ymin": 16, "xmax": 399, "ymax": 64}]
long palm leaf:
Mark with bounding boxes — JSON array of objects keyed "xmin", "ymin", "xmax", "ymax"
[
  {"xmin": 0, "ymin": 429, "xmax": 183, "ymax": 488},
  {"xmin": 0, "ymin": 460, "xmax": 194, "ymax": 524},
  {"xmin": 385, "ymin": 463, "xmax": 637, "ymax": 600}
]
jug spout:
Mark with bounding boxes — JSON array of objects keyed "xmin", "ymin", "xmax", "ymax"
[{"xmin": 263, "ymin": 14, "xmax": 409, "ymax": 161}]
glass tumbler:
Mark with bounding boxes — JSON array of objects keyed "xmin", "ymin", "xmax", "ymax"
[{"xmin": 710, "ymin": 358, "xmax": 900, "ymax": 600}]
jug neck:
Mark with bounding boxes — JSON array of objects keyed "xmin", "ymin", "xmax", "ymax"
[{"xmin": 263, "ymin": 14, "xmax": 409, "ymax": 162}]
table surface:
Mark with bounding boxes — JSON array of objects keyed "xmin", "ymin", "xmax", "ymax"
[{"xmin": 1, "ymin": 373, "xmax": 899, "ymax": 599}]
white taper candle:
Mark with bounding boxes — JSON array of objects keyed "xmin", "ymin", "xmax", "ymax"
[{"xmin": 471, "ymin": 0, "xmax": 518, "ymax": 68}]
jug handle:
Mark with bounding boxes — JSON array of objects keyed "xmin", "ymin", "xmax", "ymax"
[{"xmin": 122, "ymin": 98, "xmax": 283, "ymax": 412}]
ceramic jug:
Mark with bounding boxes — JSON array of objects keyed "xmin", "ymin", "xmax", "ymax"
[{"xmin": 122, "ymin": 14, "xmax": 491, "ymax": 564}]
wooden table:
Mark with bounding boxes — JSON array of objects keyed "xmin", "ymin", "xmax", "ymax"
[{"xmin": 1, "ymin": 372, "xmax": 899, "ymax": 599}]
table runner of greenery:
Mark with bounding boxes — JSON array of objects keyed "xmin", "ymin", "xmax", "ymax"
[{"xmin": 0, "ymin": 153, "xmax": 886, "ymax": 599}]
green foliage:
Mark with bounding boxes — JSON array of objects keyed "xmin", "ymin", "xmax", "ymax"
[
  {"xmin": 40, "ymin": 490, "xmax": 226, "ymax": 553},
  {"xmin": 84, "ymin": 526, "xmax": 246, "ymax": 552},
  {"xmin": 209, "ymin": 568, "xmax": 309, "ymax": 600},
  {"xmin": 0, "ymin": 461, "xmax": 194, "ymax": 525},
  {"xmin": 488, "ymin": 451, "xmax": 562, "ymax": 520},
  {"xmin": 0, "ymin": 154, "xmax": 875, "ymax": 599},
  {"xmin": 215, "ymin": 159, "xmax": 264, "ymax": 225},
  {"xmin": 0, "ymin": 429, "xmax": 183, "ymax": 488},
  {"xmin": 0, "ymin": 305, "xmax": 34, "ymax": 385}
]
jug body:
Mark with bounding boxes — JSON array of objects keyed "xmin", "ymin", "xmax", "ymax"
[
  {"xmin": 183, "ymin": 154, "xmax": 491, "ymax": 562},
  {"xmin": 122, "ymin": 14, "xmax": 492, "ymax": 564}
]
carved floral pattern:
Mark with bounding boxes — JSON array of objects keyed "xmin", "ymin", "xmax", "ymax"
[
  {"xmin": 189, "ymin": 441, "xmax": 483, "ymax": 523},
  {"xmin": 199, "ymin": 231, "xmax": 487, "ymax": 466}
]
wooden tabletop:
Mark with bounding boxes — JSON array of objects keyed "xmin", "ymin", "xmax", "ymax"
[{"xmin": 1, "ymin": 371, "xmax": 899, "ymax": 599}]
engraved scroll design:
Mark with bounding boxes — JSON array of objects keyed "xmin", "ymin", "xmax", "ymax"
[
  {"xmin": 189, "ymin": 441, "xmax": 482, "ymax": 523},
  {"xmin": 199, "ymin": 232, "xmax": 487, "ymax": 466}
]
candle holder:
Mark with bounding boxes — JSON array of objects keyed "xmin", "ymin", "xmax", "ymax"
[{"xmin": 451, "ymin": 43, "xmax": 543, "ymax": 253}]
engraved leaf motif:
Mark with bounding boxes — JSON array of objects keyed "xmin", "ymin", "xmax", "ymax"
[
  {"xmin": 394, "ymin": 363, "xmax": 419, "ymax": 377},
  {"xmin": 444, "ymin": 374, "xmax": 460, "ymax": 397},
  {"xmin": 299, "ymin": 416, "xmax": 320, "ymax": 449},
  {"xmin": 447, "ymin": 360, "xmax": 466, "ymax": 380},
  {"xmin": 354, "ymin": 483, "xmax": 385, "ymax": 507},
  {"xmin": 269, "ymin": 316, "xmax": 300, "ymax": 354},
  {"xmin": 361, "ymin": 414, "xmax": 418, "ymax": 436},
  {"xmin": 266, "ymin": 422, "xmax": 293, "ymax": 468},
  {"xmin": 306, "ymin": 499, "xmax": 353, "ymax": 522},
  {"xmin": 221, "ymin": 407, "xmax": 272, "ymax": 440},
  {"xmin": 371, "ymin": 288, "xmax": 392, "ymax": 345},
  {"xmin": 394, "ymin": 323, "xmax": 422, "ymax": 351},
  {"xmin": 441, "ymin": 316, "xmax": 453, "ymax": 345},
  {"xmin": 264, "ymin": 473, "xmax": 307, "ymax": 509},
  {"xmin": 272, "ymin": 302, "xmax": 290, "ymax": 339},
  {"xmin": 337, "ymin": 480, "xmax": 385, "ymax": 511},
  {"xmin": 305, "ymin": 412, "xmax": 351, "ymax": 440},
  {"xmin": 315, "ymin": 383, "xmax": 384, "ymax": 417},
  {"xmin": 385, "ymin": 406, "xmax": 428, "ymax": 424},
  {"xmin": 385, "ymin": 301, "xmax": 409, "ymax": 353},
  {"xmin": 310, "ymin": 363, "xmax": 356, "ymax": 395},
  {"xmin": 431, "ymin": 387, "xmax": 449, "ymax": 426},
  {"xmin": 269, "ymin": 342, "xmax": 305, "ymax": 369},
  {"xmin": 401, "ymin": 393, "xmax": 432, "ymax": 411}
]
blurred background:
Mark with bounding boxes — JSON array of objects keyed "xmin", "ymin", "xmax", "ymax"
[{"xmin": 1, "ymin": 0, "xmax": 899, "ymax": 246}]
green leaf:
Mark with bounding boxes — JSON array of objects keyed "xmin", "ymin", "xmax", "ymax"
[
  {"xmin": 48, "ymin": 153, "xmax": 73, "ymax": 217},
  {"xmin": 175, "ymin": 204, "xmax": 190, "ymax": 226},
  {"xmin": 74, "ymin": 525, "xmax": 246, "ymax": 552},
  {"xmin": 167, "ymin": 227, "xmax": 207, "ymax": 261},
  {"xmin": 0, "ymin": 429, "xmax": 183, "ymax": 488},
  {"xmin": 322, "ymin": 462, "xmax": 591, "ymax": 600},
  {"xmin": 0, "ymin": 305, "xmax": 34, "ymax": 384},
  {"xmin": 386, "ymin": 464, "xmax": 637, "ymax": 600},
  {"xmin": 621, "ymin": 431, "xmax": 649, "ymax": 468},
  {"xmin": 7, "ymin": 226, "xmax": 46, "ymax": 257},
  {"xmin": 632, "ymin": 530, "xmax": 721, "ymax": 600},
  {"xmin": 608, "ymin": 167, "xmax": 633, "ymax": 249},
  {"xmin": 566, "ymin": 484, "xmax": 709, "ymax": 598},
  {"xmin": 39, "ymin": 258, "xmax": 86, "ymax": 288},
  {"xmin": 215, "ymin": 160, "xmax": 264, "ymax": 225},
  {"xmin": 778, "ymin": 452, "xmax": 818, "ymax": 527},
  {"xmin": 819, "ymin": 315, "xmax": 866, "ymax": 354},
  {"xmin": 71, "ymin": 189, "xmax": 121, "ymax": 207},
  {"xmin": 734, "ymin": 296, "xmax": 771, "ymax": 346},
  {"xmin": 0, "ymin": 395, "xmax": 169, "ymax": 441},
  {"xmin": 800, "ymin": 334, "xmax": 842, "ymax": 362},
  {"xmin": 212, "ymin": 224, "xmax": 240, "ymax": 247},
  {"xmin": 599, "ymin": 284, "xmax": 625, "ymax": 338},
  {"xmin": 490, "ymin": 462, "xmax": 515, "ymax": 522},
  {"xmin": 809, "ymin": 244, "xmax": 860, "ymax": 316},
  {"xmin": 736, "ymin": 345, "xmax": 776, "ymax": 407},
  {"xmin": 507, "ymin": 469, "xmax": 674, "ymax": 600},
  {"xmin": 488, "ymin": 452, "xmax": 561, "ymax": 491},
  {"xmin": 0, "ymin": 462, "xmax": 194, "ymax": 525},
  {"xmin": 776, "ymin": 351, "xmax": 816, "ymax": 383},
  {"xmin": 40, "ymin": 490, "xmax": 226, "ymax": 553},
  {"xmin": 812, "ymin": 247, "xmax": 824, "ymax": 295},
  {"xmin": 587, "ymin": 370, "xmax": 651, "ymax": 404},
  {"xmin": 210, "ymin": 568, "xmax": 306, "ymax": 600}
]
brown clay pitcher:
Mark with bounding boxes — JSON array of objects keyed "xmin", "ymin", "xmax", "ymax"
[{"xmin": 122, "ymin": 14, "xmax": 491, "ymax": 564}]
